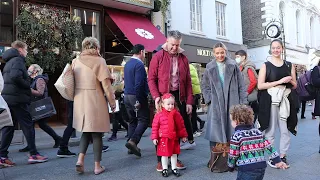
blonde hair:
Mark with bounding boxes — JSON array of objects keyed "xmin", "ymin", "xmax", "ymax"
[
  {"xmin": 30, "ymin": 64, "xmax": 43, "ymax": 75},
  {"xmin": 213, "ymin": 42, "xmax": 228, "ymax": 52},
  {"xmin": 156, "ymin": 94, "xmax": 178, "ymax": 113},
  {"xmin": 82, "ymin": 37, "xmax": 100, "ymax": 51},
  {"xmin": 11, "ymin": 40, "xmax": 27, "ymax": 49}
]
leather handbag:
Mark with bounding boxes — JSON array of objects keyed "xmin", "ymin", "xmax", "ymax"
[
  {"xmin": 208, "ymin": 143, "xmax": 230, "ymax": 173},
  {"xmin": 30, "ymin": 97, "xmax": 57, "ymax": 121},
  {"xmin": 54, "ymin": 63, "xmax": 75, "ymax": 101}
]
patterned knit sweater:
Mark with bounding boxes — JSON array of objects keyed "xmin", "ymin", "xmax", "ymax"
[{"xmin": 228, "ymin": 125, "xmax": 281, "ymax": 171}]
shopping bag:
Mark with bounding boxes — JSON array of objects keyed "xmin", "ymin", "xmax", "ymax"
[
  {"xmin": 54, "ymin": 63, "xmax": 74, "ymax": 101},
  {"xmin": 30, "ymin": 97, "xmax": 56, "ymax": 121},
  {"xmin": 0, "ymin": 97, "xmax": 13, "ymax": 130}
]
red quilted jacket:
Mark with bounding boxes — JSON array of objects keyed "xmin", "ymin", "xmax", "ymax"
[{"xmin": 151, "ymin": 110, "xmax": 188, "ymax": 140}]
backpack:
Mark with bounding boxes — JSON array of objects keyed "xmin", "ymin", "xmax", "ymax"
[{"xmin": 296, "ymin": 66, "xmax": 320, "ymax": 101}]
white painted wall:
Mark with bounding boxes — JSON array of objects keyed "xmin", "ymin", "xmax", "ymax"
[{"xmin": 168, "ymin": 0, "xmax": 243, "ymax": 45}]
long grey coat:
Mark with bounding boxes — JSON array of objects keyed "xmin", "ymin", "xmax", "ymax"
[{"xmin": 201, "ymin": 57, "xmax": 247, "ymax": 143}]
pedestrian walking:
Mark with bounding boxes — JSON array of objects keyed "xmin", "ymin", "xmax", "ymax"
[
  {"xmin": 124, "ymin": 44, "xmax": 149, "ymax": 157},
  {"xmin": 73, "ymin": 37, "xmax": 116, "ymax": 175},
  {"xmin": 189, "ymin": 63, "xmax": 205, "ymax": 137},
  {"xmin": 0, "ymin": 41, "xmax": 48, "ymax": 166},
  {"xmin": 257, "ymin": 39, "xmax": 298, "ymax": 167},
  {"xmin": 228, "ymin": 105, "xmax": 288, "ymax": 180},
  {"xmin": 235, "ymin": 50, "xmax": 259, "ymax": 123},
  {"xmin": 201, "ymin": 42, "xmax": 247, "ymax": 171},
  {"xmin": 19, "ymin": 64, "xmax": 62, "ymax": 152},
  {"xmin": 151, "ymin": 93, "xmax": 188, "ymax": 177},
  {"xmin": 148, "ymin": 30, "xmax": 194, "ymax": 171}
]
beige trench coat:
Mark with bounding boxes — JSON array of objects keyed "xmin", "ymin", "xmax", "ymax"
[{"xmin": 72, "ymin": 50, "xmax": 115, "ymax": 132}]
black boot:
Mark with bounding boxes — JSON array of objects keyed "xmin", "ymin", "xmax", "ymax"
[
  {"xmin": 19, "ymin": 146, "xmax": 30, "ymax": 152},
  {"xmin": 162, "ymin": 169, "xmax": 169, "ymax": 177},
  {"xmin": 172, "ymin": 169, "xmax": 180, "ymax": 177}
]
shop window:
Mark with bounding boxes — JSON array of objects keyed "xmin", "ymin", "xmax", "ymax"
[
  {"xmin": 72, "ymin": 8, "xmax": 100, "ymax": 42},
  {"xmin": 310, "ymin": 17, "xmax": 315, "ymax": 47},
  {"xmin": 190, "ymin": 0, "xmax": 202, "ymax": 32},
  {"xmin": 215, "ymin": 1, "xmax": 226, "ymax": 37},
  {"xmin": 0, "ymin": 0, "xmax": 13, "ymax": 44}
]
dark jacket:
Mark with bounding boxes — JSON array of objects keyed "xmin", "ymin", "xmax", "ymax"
[
  {"xmin": 30, "ymin": 74, "xmax": 49, "ymax": 102},
  {"xmin": 2, "ymin": 48, "xmax": 31, "ymax": 106},
  {"xmin": 124, "ymin": 57, "xmax": 149, "ymax": 103},
  {"xmin": 148, "ymin": 47, "xmax": 193, "ymax": 105}
]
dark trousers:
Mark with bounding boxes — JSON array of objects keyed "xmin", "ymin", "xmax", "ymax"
[
  {"xmin": 191, "ymin": 94, "xmax": 202, "ymax": 133},
  {"xmin": 60, "ymin": 101, "xmax": 75, "ymax": 149},
  {"xmin": 124, "ymin": 95, "xmax": 149, "ymax": 145},
  {"xmin": 79, "ymin": 132, "xmax": 103, "ymax": 162},
  {"xmin": 249, "ymin": 101, "xmax": 259, "ymax": 123},
  {"xmin": 36, "ymin": 118, "xmax": 60, "ymax": 141},
  {"xmin": 301, "ymin": 100, "xmax": 306, "ymax": 117},
  {"xmin": 237, "ymin": 168, "xmax": 266, "ymax": 180},
  {"xmin": 171, "ymin": 91, "xmax": 194, "ymax": 141},
  {"xmin": 0, "ymin": 104, "xmax": 38, "ymax": 157},
  {"xmin": 111, "ymin": 103, "xmax": 128, "ymax": 136}
]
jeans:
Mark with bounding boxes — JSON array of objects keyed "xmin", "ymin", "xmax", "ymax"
[
  {"xmin": 0, "ymin": 104, "xmax": 38, "ymax": 157},
  {"xmin": 111, "ymin": 103, "xmax": 128, "ymax": 136},
  {"xmin": 36, "ymin": 118, "xmax": 60, "ymax": 141},
  {"xmin": 237, "ymin": 168, "xmax": 266, "ymax": 180},
  {"xmin": 59, "ymin": 101, "xmax": 75, "ymax": 149},
  {"xmin": 124, "ymin": 95, "xmax": 149, "ymax": 145},
  {"xmin": 171, "ymin": 91, "xmax": 194, "ymax": 141}
]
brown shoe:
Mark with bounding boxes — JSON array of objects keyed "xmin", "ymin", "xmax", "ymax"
[
  {"xmin": 125, "ymin": 140, "xmax": 141, "ymax": 157},
  {"xmin": 176, "ymin": 160, "xmax": 186, "ymax": 170},
  {"xmin": 156, "ymin": 162, "xmax": 163, "ymax": 172}
]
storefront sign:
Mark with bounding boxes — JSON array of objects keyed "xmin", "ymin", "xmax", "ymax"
[{"xmin": 197, "ymin": 49, "xmax": 213, "ymax": 57}]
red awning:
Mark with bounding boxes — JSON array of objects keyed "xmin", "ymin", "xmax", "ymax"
[{"xmin": 107, "ymin": 9, "xmax": 166, "ymax": 52}]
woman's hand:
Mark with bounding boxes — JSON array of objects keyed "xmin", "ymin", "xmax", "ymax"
[
  {"xmin": 182, "ymin": 137, "xmax": 187, "ymax": 143},
  {"xmin": 278, "ymin": 76, "xmax": 292, "ymax": 84},
  {"xmin": 153, "ymin": 139, "xmax": 158, "ymax": 145},
  {"xmin": 110, "ymin": 104, "xmax": 116, "ymax": 112}
]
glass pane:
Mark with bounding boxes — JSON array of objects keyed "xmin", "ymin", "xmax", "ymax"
[
  {"xmin": 72, "ymin": 8, "xmax": 101, "ymax": 42},
  {"xmin": 0, "ymin": 0, "xmax": 13, "ymax": 44}
]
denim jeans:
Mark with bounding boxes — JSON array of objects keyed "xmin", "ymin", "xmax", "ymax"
[
  {"xmin": 124, "ymin": 95, "xmax": 149, "ymax": 145},
  {"xmin": 237, "ymin": 168, "xmax": 266, "ymax": 180},
  {"xmin": 0, "ymin": 104, "xmax": 38, "ymax": 157}
]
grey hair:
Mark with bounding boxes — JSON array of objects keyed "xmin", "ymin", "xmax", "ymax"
[
  {"xmin": 167, "ymin": 30, "xmax": 182, "ymax": 40},
  {"xmin": 82, "ymin": 37, "xmax": 100, "ymax": 51},
  {"xmin": 30, "ymin": 64, "xmax": 43, "ymax": 75}
]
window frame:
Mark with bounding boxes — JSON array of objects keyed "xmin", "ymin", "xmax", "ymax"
[
  {"xmin": 215, "ymin": 1, "xmax": 226, "ymax": 37},
  {"xmin": 0, "ymin": 0, "xmax": 14, "ymax": 46},
  {"xmin": 190, "ymin": 0, "xmax": 203, "ymax": 32},
  {"xmin": 296, "ymin": 10, "xmax": 301, "ymax": 46}
]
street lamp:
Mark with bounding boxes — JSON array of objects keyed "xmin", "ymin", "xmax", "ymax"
[{"xmin": 265, "ymin": 8, "xmax": 286, "ymax": 60}]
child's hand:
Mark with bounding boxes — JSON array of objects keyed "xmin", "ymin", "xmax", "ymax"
[
  {"xmin": 182, "ymin": 137, "xmax": 187, "ymax": 143},
  {"xmin": 275, "ymin": 162, "xmax": 289, "ymax": 169},
  {"xmin": 153, "ymin": 139, "xmax": 158, "ymax": 145}
]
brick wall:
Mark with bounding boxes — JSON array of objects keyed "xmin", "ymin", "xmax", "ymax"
[{"xmin": 240, "ymin": 0, "xmax": 264, "ymax": 44}]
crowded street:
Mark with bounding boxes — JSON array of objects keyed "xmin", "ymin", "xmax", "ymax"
[{"xmin": 0, "ymin": 109, "xmax": 319, "ymax": 180}]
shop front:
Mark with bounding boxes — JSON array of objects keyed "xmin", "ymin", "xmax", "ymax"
[
  {"xmin": 180, "ymin": 34, "xmax": 247, "ymax": 65},
  {"xmin": 0, "ymin": 0, "xmax": 165, "ymax": 125}
]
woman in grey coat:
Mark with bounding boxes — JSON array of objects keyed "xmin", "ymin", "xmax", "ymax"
[{"xmin": 201, "ymin": 42, "xmax": 247, "ymax": 149}]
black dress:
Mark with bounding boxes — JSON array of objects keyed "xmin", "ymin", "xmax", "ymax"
[{"xmin": 258, "ymin": 61, "xmax": 298, "ymax": 135}]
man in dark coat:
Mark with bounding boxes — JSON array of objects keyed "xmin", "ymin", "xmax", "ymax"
[{"xmin": 0, "ymin": 41, "xmax": 48, "ymax": 167}]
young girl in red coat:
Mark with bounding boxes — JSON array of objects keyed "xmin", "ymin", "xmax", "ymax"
[{"xmin": 151, "ymin": 93, "xmax": 188, "ymax": 177}]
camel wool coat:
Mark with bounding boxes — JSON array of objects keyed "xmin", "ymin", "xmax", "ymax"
[
  {"xmin": 72, "ymin": 50, "xmax": 115, "ymax": 132},
  {"xmin": 201, "ymin": 57, "xmax": 247, "ymax": 143}
]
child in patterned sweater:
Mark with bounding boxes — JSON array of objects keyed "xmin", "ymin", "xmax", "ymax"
[{"xmin": 228, "ymin": 105, "xmax": 288, "ymax": 180}]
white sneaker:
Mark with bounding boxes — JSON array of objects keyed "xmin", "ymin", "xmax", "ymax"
[
  {"xmin": 180, "ymin": 142, "xmax": 196, "ymax": 150},
  {"xmin": 193, "ymin": 132, "xmax": 201, "ymax": 138}
]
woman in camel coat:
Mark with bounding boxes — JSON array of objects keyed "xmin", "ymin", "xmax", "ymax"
[{"xmin": 73, "ymin": 37, "xmax": 116, "ymax": 175}]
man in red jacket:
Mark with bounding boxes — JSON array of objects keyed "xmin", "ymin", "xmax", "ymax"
[{"xmin": 148, "ymin": 30, "xmax": 194, "ymax": 171}]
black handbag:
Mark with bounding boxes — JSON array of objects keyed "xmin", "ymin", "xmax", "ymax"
[{"xmin": 30, "ymin": 97, "xmax": 56, "ymax": 121}]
